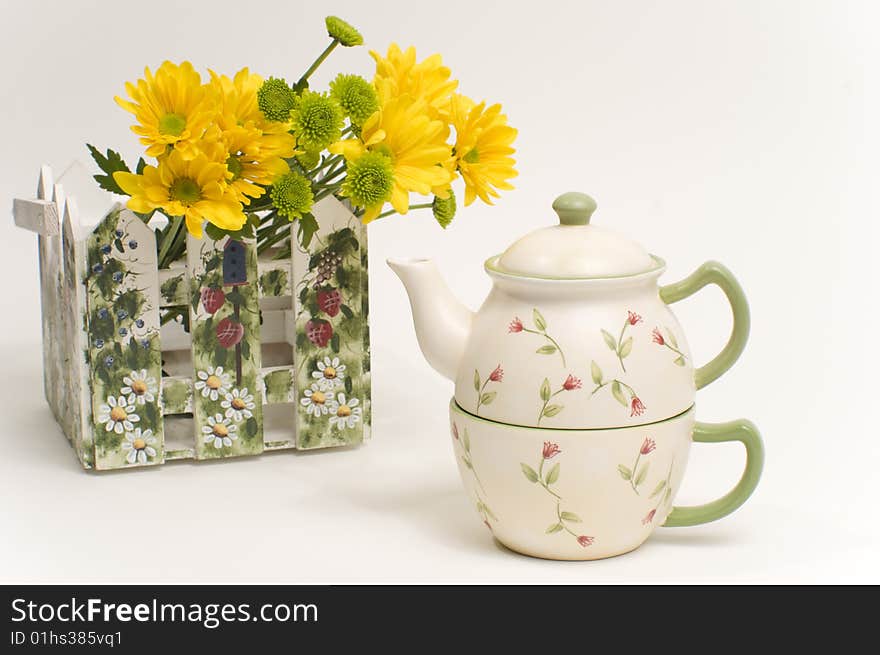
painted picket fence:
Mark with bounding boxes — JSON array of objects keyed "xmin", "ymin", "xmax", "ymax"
[{"xmin": 12, "ymin": 163, "xmax": 371, "ymax": 470}]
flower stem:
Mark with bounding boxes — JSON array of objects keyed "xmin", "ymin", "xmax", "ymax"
[
  {"xmin": 375, "ymin": 203, "xmax": 433, "ymax": 221},
  {"xmin": 556, "ymin": 502, "xmax": 578, "ymax": 537},
  {"xmin": 297, "ymin": 39, "xmax": 339, "ymax": 88},
  {"xmin": 630, "ymin": 452, "xmax": 642, "ymax": 494},
  {"xmin": 537, "ymin": 459, "xmax": 562, "ymax": 500},
  {"xmin": 617, "ymin": 319, "xmax": 629, "ymax": 373},
  {"xmin": 157, "ymin": 215, "xmax": 185, "ymax": 269}
]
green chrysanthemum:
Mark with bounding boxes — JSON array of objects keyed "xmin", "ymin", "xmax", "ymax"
[
  {"xmin": 270, "ymin": 171, "xmax": 314, "ymax": 220},
  {"xmin": 296, "ymin": 150, "xmax": 322, "ymax": 170},
  {"xmin": 289, "ymin": 91, "xmax": 344, "ymax": 152},
  {"xmin": 330, "ymin": 74, "xmax": 379, "ymax": 126},
  {"xmin": 257, "ymin": 77, "xmax": 297, "ymax": 122},
  {"xmin": 325, "ymin": 16, "xmax": 363, "ymax": 47},
  {"xmin": 432, "ymin": 190, "xmax": 457, "ymax": 228},
  {"xmin": 341, "ymin": 151, "xmax": 393, "ymax": 220}
]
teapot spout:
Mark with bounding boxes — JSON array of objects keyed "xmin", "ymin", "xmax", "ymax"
[{"xmin": 387, "ymin": 258, "xmax": 473, "ymax": 381}]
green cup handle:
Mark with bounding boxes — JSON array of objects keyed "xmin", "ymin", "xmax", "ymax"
[
  {"xmin": 660, "ymin": 261, "xmax": 750, "ymax": 390},
  {"xmin": 663, "ymin": 419, "xmax": 764, "ymax": 527}
]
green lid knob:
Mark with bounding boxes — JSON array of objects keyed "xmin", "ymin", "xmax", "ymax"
[{"xmin": 552, "ymin": 192, "xmax": 597, "ymax": 226}]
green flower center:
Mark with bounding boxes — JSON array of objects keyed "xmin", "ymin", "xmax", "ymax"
[
  {"xmin": 226, "ymin": 154, "xmax": 243, "ymax": 180},
  {"xmin": 257, "ymin": 78, "xmax": 297, "ymax": 122},
  {"xmin": 325, "ymin": 16, "xmax": 363, "ymax": 47},
  {"xmin": 169, "ymin": 178, "xmax": 201, "ymax": 204},
  {"xmin": 290, "ymin": 91, "xmax": 343, "ymax": 151},
  {"xmin": 330, "ymin": 74, "xmax": 378, "ymax": 126},
  {"xmin": 463, "ymin": 148, "xmax": 480, "ymax": 164},
  {"xmin": 432, "ymin": 190, "xmax": 457, "ymax": 229},
  {"xmin": 158, "ymin": 113, "xmax": 187, "ymax": 137},
  {"xmin": 270, "ymin": 171, "xmax": 314, "ymax": 220},
  {"xmin": 341, "ymin": 151, "xmax": 393, "ymax": 208}
]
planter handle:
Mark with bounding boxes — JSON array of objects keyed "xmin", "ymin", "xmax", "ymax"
[
  {"xmin": 660, "ymin": 261, "xmax": 749, "ymax": 389},
  {"xmin": 663, "ymin": 419, "xmax": 764, "ymax": 527}
]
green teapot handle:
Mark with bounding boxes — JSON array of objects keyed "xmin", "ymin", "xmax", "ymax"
[
  {"xmin": 663, "ymin": 419, "xmax": 764, "ymax": 527},
  {"xmin": 660, "ymin": 261, "xmax": 750, "ymax": 389}
]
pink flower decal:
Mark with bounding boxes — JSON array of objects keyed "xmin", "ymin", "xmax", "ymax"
[
  {"xmin": 488, "ymin": 365, "xmax": 504, "ymax": 382},
  {"xmin": 642, "ymin": 509, "xmax": 656, "ymax": 525},
  {"xmin": 475, "ymin": 365, "xmax": 503, "ymax": 415},
  {"xmin": 542, "ymin": 441, "xmax": 561, "ymax": 459},
  {"xmin": 508, "ymin": 317, "xmax": 524, "ymax": 333},
  {"xmin": 627, "ymin": 311, "xmax": 643, "ymax": 326},
  {"xmin": 640, "ymin": 437, "xmax": 656, "ymax": 455},
  {"xmin": 652, "ymin": 327, "xmax": 665, "ymax": 345},
  {"xmin": 630, "ymin": 397, "xmax": 646, "ymax": 417},
  {"xmin": 562, "ymin": 374, "xmax": 582, "ymax": 391},
  {"xmin": 577, "ymin": 535, "xmax": 595, "ymax": 547}
]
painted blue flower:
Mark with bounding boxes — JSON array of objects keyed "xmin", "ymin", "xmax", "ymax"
[
  {"xmin": 135, "ymin": 319, "xmax": 145, "ymax": 328},
  {"xmin": 117, "ymin": 310, "xmax": 128, "ymax": 320},
  {"xmin": 115, "ymin": 229, "xmax": 124, "ymax": 238},
  {"xmin": 97, "ymin": 308, "xmax": 109, "ymax": 320},
  {"xmin": 140, "ymin": 339, "xmax": 150, "ymax": 349},
  {"xmin": 92, "ymin": 263, "xmax": 103, "ymax": 274},
  {"xmin": 128, "ymin": 240, "xmax": 138, "ymax": 249},
  {"xmin": 119, "ymin": 328, "xmax": 128, "ymax": 337},
  {"xmin": 112, "ymin": 272, "xmax": 123, "ymax": 283},
  {"xmin": 94, "ymin": 338, "xmax": 104, "ymax": 349},
  {"xmin": 100, "ymin": 244, "xmax": 112, "ymax": 255},
  {"xmin": 104, "ymin": 355, "xmax": 114, "ymax": 367}
]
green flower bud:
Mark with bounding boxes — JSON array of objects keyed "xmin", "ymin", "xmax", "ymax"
[
  {"xmin": 432, "ymin": 190, "xmax": 457, "ymax": 228},
  {"xmin": 341, "ymin": 151, "xmax": 393, "ymax": 209},
  {"xmin": 270, "ymin": 171, "xmax": 314, "ymax": 220},
  {"xmin": 329, "ymin": 74, "xmax": 379, "ymax": 126},
  {"xmin": 257, "ymin": 77, "xmax": 297, "ymax": 122},
  {"xmin": 296, "ymin": 150, "xmax": 321, "ymax": 170},
  {"xmin": 289, "ymin": 91, "xmax": 344, "ymax": 152},
  {"xmin": 325, "ymin": 16, "xmax": 363, "ymax": 47}
]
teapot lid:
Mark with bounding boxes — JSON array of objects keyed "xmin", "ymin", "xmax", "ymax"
[{"xmin": 492, "ymin": 192, "xmax": 657, "ymax": 279}]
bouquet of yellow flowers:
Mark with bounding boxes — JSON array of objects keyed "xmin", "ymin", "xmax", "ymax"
[{"xmin": 87, "ymin": 16, "xmax": 518, "ymax": 269}]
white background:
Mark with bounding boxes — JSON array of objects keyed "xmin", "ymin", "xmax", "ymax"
[{"xmin": 1, "ymin": 0, "xmax": 877, "ymax": 583}]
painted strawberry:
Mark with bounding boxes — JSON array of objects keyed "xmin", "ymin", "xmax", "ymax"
[
  {"xmin": 306, "ymin": 319, "xmax": 333, "ymax": 348},
  {"xmin": 200, "ymin": 287, "xmax": 225, "ymax": 315},
  {"xmin": 216, "ymin": 317, "xmax": 244, "ymax": 348},
  {"xmin": 317, "ymin": 288, "xmax": 342, "ymax": 318}
]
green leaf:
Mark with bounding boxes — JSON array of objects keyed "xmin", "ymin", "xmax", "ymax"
[
  {"xmin": 617, "ymin": 464, "xmax": 632, "ymax": 480},
  {"xmin": 635, "ymin": 462, "xmax": 650, "ymax": 487},
  {"xmin": 542, "ymin": 404, "xmax": 563, "ymax": 418},
  {"xmin": 601, "ymin": 329, "xmax": 617, "ymax": 351},
  {"xmin": 344, "ymin": 376, "xmax": 353, "ymax": 394},
  {"xmin": 649, "ymin": 479, "xmax": 667, "ymax": 499},
  {"xmin": 612, "ymin": 380, "xmax": 627, "ymax": 407},
  {"xmin": 340, "ymin": 304, "xmax": 354, "ymax": 319},
  {"xmin": 462, "ymin": 429, "xmax": 470, "ymax": 453},
  {"xmin": 331, "ymin": 333, "xmax": 341, "ymax": 353},
  {"xmin": 520, "ymin": 463, "xmax": 539, "ymax": 483},
  {"xmin": 560, "ymin": 511, "xmax": 582, "ymax": 523},
  {"xmin": 480, "ymin": 391, "xmax": 496, "ymax": 405},
  {"xmin": 240, "ymin": 339, "xmax": 251, "ymax": 361},
  {"xmin": 535, "ymin": 345, "xmax": 557, "ymax": 355},
  {"xmin": 87, "ymin": 144, "xmax": 131, "ymax": 195},
  {"xmin": 246, "ymin": 417, "xmax": 258, "ymax": 437},
  {"xmin": 532, "ymin": 308, "xmax": 547, "ymax": 332},
  {"xmin": 135, "ymin": 157, "xmax": 147, "ymax": 174},
  {"xmin": 673, "ymin": 356, "xmax": 685, "ymax": 366},
  {"xmin": 473, "ymin": 369, "xmax": 481, "ymax": 392},
  {"xmin": 540, "ymin": 378, "xmax": 551, "ymax": 401},
  {"xmin": 545, "ymin": 462, "xmax": 560, "ymax": 485},
  {"xmin": 590, "ymin": 360, "xmax": 603, "ymax": 385},
  {"xmin": 114, "ymin": 238, "xmax": 124, "ymax": 252},
  {"xmin": 297, "ymin": 213, "xmax": 320, "ymax": 249},
  {"xmin": 666, "ymin": 328, "xmax": 679, "ymax": 349},
  {"xmin": 546, "ymin": 523, "xmax": 563, "ymax": 534},
  {"xmin": 619, "ymin": 336, "xmax": 633, "ymax": 358}
]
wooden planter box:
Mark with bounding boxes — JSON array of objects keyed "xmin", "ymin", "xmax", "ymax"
[{"xmin": 13, "ymin": 163, "xmax": 371, "ymax": 470}]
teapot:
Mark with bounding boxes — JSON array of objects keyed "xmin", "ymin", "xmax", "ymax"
[{"xmin": 388, "ymin": 192, "xmax": 764, "ymax": 560}]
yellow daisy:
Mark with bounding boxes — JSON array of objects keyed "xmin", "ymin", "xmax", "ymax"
[
  {"xmin": 115, "ymin": 61, "xmax": 216, "ymax": 160},
  {"xmin": 209, "ymin": 126, "xmax": 291, "ymax": 205},
  {"xmin": 329, "ymin": 88, "xmax": 453, "ymax": 222},
  {"xmin": 370, "ymin": 44, "xmax": 458, "ymax": 121},
  {"xmin": 451, "ymin": 94, "xmax": 518, "ymax": 206},
  {"xmin": 113, "ymin": 148, "xmax": 245, "ymax": 238}
]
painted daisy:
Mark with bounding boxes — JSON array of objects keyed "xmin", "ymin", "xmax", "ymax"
[
  {"xmin": 301, "ymin": 383, "xmax": 334, "ymax": 417},
  {"xmin": 122, "ymin": 427, "xmax": 158, "ymax": 464},
  {"xmin": 96, "ymin": 395, "xmax": 140, "ymax": 434},
  {"xmin": 121, "ymin": 369, "xmax": 158, "ymax": 405},
  {"xmin": 221, "ymin": 387, "xmax": 255, "ymax": 422},
  {"xmin": 194, "ymin": 366, "xmax": 231, "ymax": 401},
  {"xmin": 327, "ymin": 393, "xmax": 362, "ymax": 430},
  {"xmin": 201, "ymin": 413, "xmax": 238, "ymax": 449},
  {"xmin": 311, "ymin": 356, "xmax": 346, "ymax": 390}
]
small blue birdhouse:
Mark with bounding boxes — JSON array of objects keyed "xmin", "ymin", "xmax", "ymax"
[{"xmin": 223, "ymin": 239, "xmax": 248, "ymax": 286}]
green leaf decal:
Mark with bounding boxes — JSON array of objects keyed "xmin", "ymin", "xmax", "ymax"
[
  {"xmin": 543, "ymin": 404, "xmax": 563, "ymax": 418},
  {"xmin": 533, "ymin": 308, "xmax": 547, "ymax": 332},
  {"xmin": 340, "ymin": 304, "xmax": 354, "ymax": 319},
  {"xmin": 619, "ymin": 336, "xmax": 633, "ymax": 358},
  {"xmin": 545, "ymin": 462, "xmax": 560, "ymax": 485},
  {"xmin": 462, "ymin": 429, "xmax": 470, "ymax": 453},
  {"xmin": 617, "ymin": 464, "xmax": 632, "ymax": 480},
  {"xmin": 666, "ymin": 328, "xmax": 679, "ymax": 349},
  {"xmin": 673, "ymin": 356, "xmax": 685, "ymax": 366},
  {"xmin": 245, "ymin": 417, "xmax": 258, "ymax": 437},
  {"xmin": 664, "ymin": 487, "xmax": 672, "ymax": 504},
  {"xmin": 650, "ymin": 479, "xmax": 667, "ymax": 499},
  {"xmin": 590, "ymin": 360, "xmax": 603, "ymax": 385},
  {"xmin": 635, "ymin": 462, "xmax": 650, "ymax": 486},
  {"xmin": 296, "ymin": 213, "xmax": 319, "ymax": 249},
  {"xmin": 473, "ymin": 369, "xmax": 481, "ymax": 392},
  {"xmin": 546, "ymin": 523, "xmax": 564, "ymax": 534},
  {"xmin": 536, "ymin": 344, "xmax": 557, "ymax": 355},
  {"xmin": 560, "ymin": 511, "xmax": 582, "ymax": 523},
  {"xmin": 601, "ymin": 329, "xmax": 617, "ymax": 351},
  {"xmin": 480, "ymin": 391, "xmax": 497, "ymax": 405},
  {"xmin": 521, "ymin": 463, "xmax": 539, "ymax": 483},
  {"xmin": 540, "ymin": 378, "xmax": 551, "ymax": 401},
  {"xmin": 611, "ymin": 380, "xmax": 627, "ymax": 406}
]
